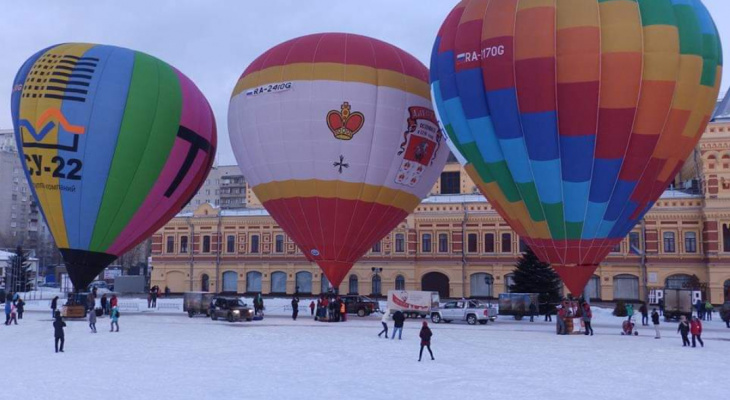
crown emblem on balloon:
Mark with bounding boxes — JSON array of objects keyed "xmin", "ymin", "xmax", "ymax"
[{"xmin": 327, "ymin": 102, "xmax": 365, "ymax": 141}]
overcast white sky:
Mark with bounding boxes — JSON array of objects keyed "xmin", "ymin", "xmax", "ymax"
[{"xmin": 1, "ymin": 0, "xmax": 728, "ymax": 165}]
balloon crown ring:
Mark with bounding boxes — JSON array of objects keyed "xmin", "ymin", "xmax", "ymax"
[{"xmin": 327, "ymin": 102, "xmax": 365, "ymax": 140}]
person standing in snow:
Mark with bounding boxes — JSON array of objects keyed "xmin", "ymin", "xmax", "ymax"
[
  {"xmin": 582, "ymin": 302, "xmax": 593, "ymax": 336},
  {"xmin": 625, "ymin": 303, "xmax": 634, "ymax": 322},
  {"xmin": 51, "ymin": 296, "xmax": 59, "ymax": 319},
  {"xmin": 392, "ymin": 310, "xmax": 405, "ymax": 340},
  {"xmin": 110, "ymin": 294, "xmax": 118, "ymax": 310},
  {"xmin": 705, "ymin": 301, "xmax": 713, "ymax": 321},
  {"xmin": 639, "ymin": 302, "xmax": 648, "ymax": 326},
  {"xmin": 544, "ymin": 302, "xmax": 553, "ymax": 322},
  {"xmin": 690, "ymin": 316, "xmax": 703, "ymax": 348},
  {"xmin": 17, "ymin": 298, "xmax": 24, "ymax": 320},
  {"xmin": 556, "ymin": 305, "xmax": 567, "ymax": 335},
  {"xmin": 101, "ymin": 294, "xmax": 108, "ymax": 316},
  {"xmin": 4, "ymin": 295, "xmax": 11, "ymax": 325},
  {"xmin": 651, "ymin": 308, "xmax": 661, "ymax": 339},
  {"xmin": 378, "ymin": 309, "xmax": 390, "ymax": 338},
  {"xmin": 53, "ymin": 311, "xmax": 66, "ymax": 353},
  {"xmin": 110, "ymin": 307, "xmax": 120, "ymax": 332},
  {"xmin": 658, "ymin": 298, "xmax": 664, "ymax": 316},
  {"xmin": 340, "ymin": 301, "xmax": 346, "ymax": 322},
  {"xmin": 677, "ymin": 316, "xmax": 691, "ymax": 347},
  {"xmin": 291, "ymin": 296, "xmax": 299, "ymax": 320},
  {"xmin": 89, "ymin": 308, "xmax": 97, "ymax": 333},
  {"xmin": 8, "ymin": 302, "xmax": 18, "ymax": 325},
  {"xmin": 528, "ymin": 302, "xmax": 537, "ymax": 323},
  {"xmin": 418, "ymin": 321, "xmax": 434, "ymax": 362},
  {"xmin": 309, "ymin": 300, "xmax": 315, "ymax": 316}
]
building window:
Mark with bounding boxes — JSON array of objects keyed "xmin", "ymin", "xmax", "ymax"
[
  {"xmin": 166, "ymin": 236, "xmax": 174, "ymax": 253},
  {"xmin": 467, "ymin": 233, "xmax": 477, "ymax": 253},
  {"xmin": 438, "ymin": 233, "xmax": 449, "ymax": 253},
  {"xmin": 629, "ymin": 232, "xmax": 640, "ymax": 252},
  {"xmin": 684, "ymin": 232, "xmax": 697, "ymax": 253},
  {"xmin": 395, "ymin": 234, "xmax": 405, "ymax": 253},
  {"xmin": 484, "ymin": 233, "xmax": 495, "ymax": 253},
  {"xmin": 348, "ymin": 275, "xmax": 359, "ymax": 294},
  {"xmin": 611, "ymin": 242, "xmax": 621, "ymax": 253},
  {"xmin": 203, "ymin": 236, "xmax": 211, "ymax": 253},
  {"xmin": 372, "ymin": 241, "xmax": 381, "ymax": 253},
  {"xmin": 422, "ymin": 233, "xmax": 432, "ymax": 253},
  {"xmin": 372, "ymin": 275, "xmax": 382, "ymax": 295},
  {"xmin": 395, "ymin": 275, "xmax": 405, "ymax": 290},
  {"xmin": 470, "ymin": 273, "xmax": 493, "ymax": 297},
  {"xmin": 226, "ymin": 235, "xmax": 235, "ymax": 253},
  {"xmin": 501, "ymin": 233, "xmax": 512, "ymax": 253},
  {"xmin": 519, "ymin": 239, "xmax": 527, "ymax": 253},
  {"xmin": 663, "ymin": 232, "xmax": 676, "ymax": 253},
  {"xmin": 613, "ymin": 274, "xmax": 639, "ymax": 300},
  {"xmin": 440, "ymin": 171, "xmax": 461, "ymax": 194},
  {"xmin": 180, "ymin": 236, "xmax": 188, "ymax": 253},
  {"xmin": 251, "ymin": 235, "xmax": 259, "ymax": 253},
  {"xmin": 723, "ymin": 224, "xmax": 730, "ymax": 252},
  {"xmin": 275, "ymin": 235, "xmax": 284, "ymax": 253},
  {"xmin": 271, "ymin": 271, "xmax": 286, "ymax": 293}
]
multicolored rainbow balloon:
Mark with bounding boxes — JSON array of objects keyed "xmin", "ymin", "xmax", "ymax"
[{"xmin": 431, "ymin": 0, "xmax": 722, "ymax": 294}]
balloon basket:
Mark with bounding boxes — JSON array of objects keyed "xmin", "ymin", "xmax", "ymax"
[{"xmin": 62, "ymin": 305, "xmax": 87, "ymax": 319}]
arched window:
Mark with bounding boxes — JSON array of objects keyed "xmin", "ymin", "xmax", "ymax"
[
  {"xmin": 613, "ymin": 274, "xmax": 639, "ymax": 300},
  {"xmin": 470, "ymin": 273, "xmax": 493, "ymax": 297},
  {"xmin": 295, "ymin": 271, "xmax": 312, "ymax": 294},
  {"xmin": 584, "ymin": 275, "xmax": 601, "ymax": 300},
  {"xmin": 372, "ymin": 275, "xmax": 382, "ymax": 295},
  {"xmin": 270, "ymin": 271, "xmax": 287, "ymax": 294},
  {"xmin": 201, "ymin": 274, "xmax": 209, "ymax": 292},
  {"xmin": 222, "ymin": 271, "xmax": 238, "ymax": 293},
  {"xmin": 246, "ymin": 271, "xmax": 262, "ymax": 293},
  {"xmin": 321, "ymin": 275, "xmax": 331, "ymax": 294},
  {"xmin": 395, "ymin": 275, "xmax": 406, "ymax": 290},
  {"xmin": 348, "ymin": 275, "xmax": 359, "ymax": 295}
]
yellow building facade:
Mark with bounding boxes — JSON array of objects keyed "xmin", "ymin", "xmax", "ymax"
[{"xmin": 151, "ymin": 120, "xmax": 730, "ymax": 304}]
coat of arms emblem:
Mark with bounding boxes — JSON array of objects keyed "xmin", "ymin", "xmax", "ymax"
[{"xmin": 395, "ymin": 107, "xmax": 442, "ymax": 187}]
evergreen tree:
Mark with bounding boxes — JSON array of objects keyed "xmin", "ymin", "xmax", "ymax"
[
  {"xmin": 509, "ymin": 247, "xmax": 563, "ymax": 313},
  {"xmin": 6, "ymin": 246, "xmax": 32, "ymax": 293}
]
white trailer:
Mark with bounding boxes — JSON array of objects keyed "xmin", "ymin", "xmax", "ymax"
[{"xmin": 386, "ymin": 290, "xmax": 440, "ymax": 318}]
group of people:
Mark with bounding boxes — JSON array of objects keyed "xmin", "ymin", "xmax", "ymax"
[
  {"xmin": 677, "ymin": 315, "xmax": 704, "ymax": 347},
  {"xmin": 313, "ymin": 294, "xmax": 346, "ymax": 322},
  {"xmin": 4, "ymin": 292, "xmax": 25, "ymax": 325},
  {"xmin": 555, "ymin": 298, "xmax": 593, "ymax": 336},
  {"xmin": 695, "ymin": 300, "xmax": 714, "ymax": 321},
  {"xmin": 378, "ymin": 309, "xmax": 434, "ymax": 361}
]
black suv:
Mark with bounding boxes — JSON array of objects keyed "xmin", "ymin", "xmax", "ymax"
[
  {"xmin": 341, "ymin": 295, "xmax": 379, "ymax": 317},
  {"xmin": 210, "ymin": 296, "xmax": 254, "ymax": 322}
]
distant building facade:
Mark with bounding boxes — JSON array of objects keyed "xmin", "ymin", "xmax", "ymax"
[
  {"xmin": 181, "ymin": 165, "xmax": 246, "ymax": 213},
  {"xmin": 151, "ymin": 105, "xmax": 730, "ymax": 304}
]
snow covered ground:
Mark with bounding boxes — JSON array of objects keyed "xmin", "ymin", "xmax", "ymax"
[{"xmin": 2, "ymin": 297, "xmax": 727, "ymax": 400}]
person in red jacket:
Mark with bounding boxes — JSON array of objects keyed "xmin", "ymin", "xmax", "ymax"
[
  {"xmin": 690, "ymin": 316, "xmax": 704, "ymax": 348},
  {"xmin": 110, "ymin": 295, "xmax": 118, "ymax": 310}
]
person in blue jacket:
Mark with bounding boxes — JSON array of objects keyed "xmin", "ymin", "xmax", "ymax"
[
  {"xmin": 110, "ymin": 307, "xmax": 120, "ymax": 332},
  {"xmin": 4, "ymin": 294, "xmax": 11, "ymax": 325}
]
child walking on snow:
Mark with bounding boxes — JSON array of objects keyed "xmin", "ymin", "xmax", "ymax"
[{"xmin": 89, "ymin": 309, "xmax": 97, "ymax": 333}]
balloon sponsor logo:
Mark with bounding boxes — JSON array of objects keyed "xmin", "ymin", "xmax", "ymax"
[
  {"xmin": 32, "ymin": 182, "xmax": 76, "ymax": 193},
  {"xmin": 245, "ymin": 81, "xmax": 293, "ymax": 96},
  {"xmin": 456, "ymin": 45, "xmax": 505, "ymax": 64},
  {"xmin": 395, "ymin": 106, "xmax": 443, "ymax": 187},
  {"xmin": 310, "ymin": 249, "xmax": 320, "ymax": 257},
  {"xmin": 24, "ymin": 154, "xmax": 83, "ymax": 181},
  {"xmin": 326, "ymin": 102, "xmax": 365, "ymax": 141}
]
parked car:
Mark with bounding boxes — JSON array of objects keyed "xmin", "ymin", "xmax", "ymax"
[
  {"xmin": 210, "ymin": 296, "xmax": 254, "ymax": 322},
  {"xmin": 183, "ymin": 292, "xmax": 215, "ymax": 318},
  {"xmin": 87, "ymin": 280, "xmax": 113, "ymax": 294},
  {"xmin": 341, "ymin": 295, "xmax": 379, "ymax": 317},
  {"xmin": 431, "ymin": 299, "xmax": 497, "ymax": 325},
  {"xmin": 39, "ymin": 282, "xmax": 60, "ymax": 289}
]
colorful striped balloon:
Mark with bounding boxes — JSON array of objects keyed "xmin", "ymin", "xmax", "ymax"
[
  {"xmin": 229, "ymin": 33, "xmax": 449, "ymax": 287},
  {"xmin": 431, "ymin": 0, "xmax": 722, "ymax": 294},
  {"xmin": 11, "ymin": 43, "xmax": 217, "ymax": 289}
]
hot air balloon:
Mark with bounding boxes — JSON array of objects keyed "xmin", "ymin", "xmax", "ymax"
[
  {"xmin": 229, "ymin": 33, "xmax": 449, "ymax": 288},
  {"xmin": 11, "ymin": 43, "xmax": 216, "ymax": 291},
  {"xmin": 431, "ymin": 0, "xmax": 722, "ymax": 295}
]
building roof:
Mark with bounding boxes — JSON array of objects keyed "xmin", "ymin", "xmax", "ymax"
[{"xmin": 713, "ymin": 90, "xmax": 730, "ymax": 121}]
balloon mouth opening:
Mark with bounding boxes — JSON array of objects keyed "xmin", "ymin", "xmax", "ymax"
[{"xmin": 59, "ymin": 249, "xmax": 117, "ymax": 291}]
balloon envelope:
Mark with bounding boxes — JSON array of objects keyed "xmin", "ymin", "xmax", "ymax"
[
  {"xmin": 229, "ymin": 33, "xmax": 449, "ymax": 287},
  {"xmin": 12, "ymin": 43, "xmax": 217, "ymax": 290},
  {"xmin": 431, "ymin": 0, "xmax": 722, "ymax": 294}
]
